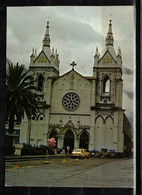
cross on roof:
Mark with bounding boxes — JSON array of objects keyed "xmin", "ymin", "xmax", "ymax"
[{"xmin": 70, "ymin": 61, "xmax": 77, "ymax": 70}]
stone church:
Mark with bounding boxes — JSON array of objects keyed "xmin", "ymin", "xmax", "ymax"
[{"xmin": 20, "ymin": 20, "xmax": 132, "ymax": 154}]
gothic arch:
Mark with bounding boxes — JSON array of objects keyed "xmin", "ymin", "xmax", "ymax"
[
  {"xmin": 37, "ymin": 74, "xmax": 44, "ymax": 91},
  {"xmin": 102, "ymin": 75, "xmax": 111, "ymax": 93},
  {"xmin": 31, "ymin": 114, "xmax": 38, "ymax": 120},
  {"xmin": 104, "ymin": 116, "xmax": 114, "ymax": 124},
  {"xmin": 79, "ymin": 130, "xmax": 89, "ymax": 150},
  {"xmin": 61, "ymin": 126, "xmax": 77, "ymax": 139},
  {"xmin": 95, "ymin": 115, "xmax": 105, "ymax": 124},
  {"xmin": 63, "ymin": 129, "xmax": 75, "ymax": 151},
  {"xmin": 78, "ymin": 130, "xmax": 90, "ymax": 140},
  {"xmin": 101, "ymin": 73, "xmax": 111, "ymax": 81},
  {"xmin": 47, "ymin": 129, "xmax": 58, "ymax": 138}
]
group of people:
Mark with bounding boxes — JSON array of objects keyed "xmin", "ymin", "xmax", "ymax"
[{"xmin": 57, "ymin": 145, "xmax": 70, "ymax": 155}]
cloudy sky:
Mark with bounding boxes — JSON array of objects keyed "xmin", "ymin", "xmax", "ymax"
[{"xmin": 7, "ymin": 6, "xmax": 135, "ymax": 124}]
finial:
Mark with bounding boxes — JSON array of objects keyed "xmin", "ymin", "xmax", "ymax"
[
  {"xmin": 70, "ymin": 61, "xmax": 77, "ymax": 70},
  {"xmin": 35, "ymin": 48, "xmax": 37, "ymax": 57},
  {"xmin": 46, "ymin": 21, "xmax": 49, "ymax": 28},
  {"xmin": 118, "ymin": 46, "xmax": 121, "ymax": 56},
  {"xmin": 118, "ymin": 46, "xmax": 121, "ymax": 52},
  {"xmin": 55, "ymin": 49, "xmax": 57, "ymax": 55},
  {"xmin": 57, "ymin": 52, "xmax": 59, "ymax": 62},
  {"xmin": 32, "ymin": 47, "xmax": 34, "ymax": 55},
  {"xmin": 52, "ymin": 47, "xmax": 54, "ymax": 54},
  {"xmin": 95, "ymin": 46, "xmax": 98, "ymax": 55}
]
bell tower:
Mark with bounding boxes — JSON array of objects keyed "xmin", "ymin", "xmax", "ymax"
[
  {"xmin": 92, "ymin": 20, "xmax": 124, "ymax": 153},
  {"xmin": 29, "ymin": 21, "xmax": 60, "ymax": 101},
  {"xmin": 28, "ymin": 21, "xmax": 60, "ymax": 145},
  {"xmin": 93, "ymin": 20, "xmax": 123, "ymax": 109}
]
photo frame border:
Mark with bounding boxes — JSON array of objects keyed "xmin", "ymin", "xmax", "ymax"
[{"xmin": 0, "ymin": 0, "xmax": 140, "ymax": 194}]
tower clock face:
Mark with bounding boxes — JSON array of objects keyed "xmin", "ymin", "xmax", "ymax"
[{"xmin": 62, "ymin": 92, "xmax": 80, "ymax": 111}]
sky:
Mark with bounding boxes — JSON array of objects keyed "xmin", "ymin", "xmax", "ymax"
[{"xmin": 7, "ymin": 6, "xmax": 135, "ymax": 124}]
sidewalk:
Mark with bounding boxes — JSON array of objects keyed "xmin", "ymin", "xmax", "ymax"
[{"xmin": 5, "ymin": 154, "xmax": 72, "ymax": 161}]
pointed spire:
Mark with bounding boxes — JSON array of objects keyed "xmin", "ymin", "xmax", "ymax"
[
  {"xmin": 118, "ymin": 46, "xmax": 122, "ymax": 57},
  {"xmin": 105, "ymin": 20, "xmax": 114, "ymax": 46},
  {"xmin": 57, "ymin": 52, "xmax": 60, "ymax": 64},
  {"xmin": 116, "ymin": 46, "xmax": 122, "ymax": 64},
  {"xmin": 52, "ymin": 47, "xmax": 54, "ymax": 55},
  {"xmin": 42, "ymin": 21, "xmax": 50, "ymax": 47},
  {"xmin": 55, "ymin": 49, "xmax": 58, "ymax": 56},
  {"xmin": 95, "ymin": 46, "xmax": 98, "ymax": 56},
  {"xmin": 35, "ymin": 48, "xmax": 37, "ymax": 57},
  {"xmin": 42, "ymin": 21, "xmax": 51, "ymax": 59},
  {"xmin": 32, "ymin": 47, "xmax": 34, "ymax": 55}
]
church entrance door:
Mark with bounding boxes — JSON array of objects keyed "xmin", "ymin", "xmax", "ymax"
[
  {"xmin": 64, "ymin": 129, "xmax": 74, "ymax": 154},
  {"xmin": 49, "ymin": 130, "xmax": 58, "ymax": 148},
  {"xmin": 79, "ymin": 131, "xmax": 89, "ymax": 151}
]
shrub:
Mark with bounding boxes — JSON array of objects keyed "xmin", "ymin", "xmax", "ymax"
[
  {"xmin": 5, "ymin": 136, "xmax": 15, "ymax": 156},
  {"xmin": 21, "ymin": 144, "xmax": 54, "ymax": 155}
]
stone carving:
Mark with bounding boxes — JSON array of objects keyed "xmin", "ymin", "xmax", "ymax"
[{"xmin": 64, "ymin": 120, "xmax": 75, "ymax": 128}]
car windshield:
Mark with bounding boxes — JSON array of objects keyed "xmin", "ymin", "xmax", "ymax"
[{"xmin": 73, "ymin": 150, "xmax": 80, "ymax": 153}]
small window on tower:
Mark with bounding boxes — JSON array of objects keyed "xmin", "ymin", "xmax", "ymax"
[
  {"xmin": 44, "ymin": 57, "xmax": 47, "ymax": 62},
  {"xmin": 103, "ymin": 76, "xmax": 110, "ymax": 93},
  {"xmin": 102, "ymin": 58, "xmax": 105, "ymax": 63},
  {"xmin": 38, "ymin": 75, "xmax": 44, "ymax": 92},
  {"xmin": 41, "ymin": 56, "xmax": 43, "ymax": 62},
  {"xmin": 110, "ymin": 58, "xmax": 112, "ymax": 63},
  {"xmin": 106, "ymin": 56, "xmax": 109, "ymax": 63}
]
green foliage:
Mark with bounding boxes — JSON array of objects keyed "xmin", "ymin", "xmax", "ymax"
[
  {"xmin": 21, "ymin": 144, "xmax": 54, "ymax": 155},
  {"xmin": 6, "ymin": 62, "xmax": 39, "ymax": 133}
]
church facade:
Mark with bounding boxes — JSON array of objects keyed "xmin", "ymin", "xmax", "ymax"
[{"xmin": 20, "ymin": 20, "xmax": 132, "ymax": 154}]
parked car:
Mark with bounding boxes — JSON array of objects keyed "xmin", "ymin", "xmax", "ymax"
[
  {"xmin": 72, "ymin": 149, "xmax": 90, "ymax": 159},
  {"xmin": 108, "ymin": 150, "xmax": 119, "ymax": 158},
  {"xmin": 101, "ymin": 148, "xmax": 109, "ymax": 158},
  {"xmin": 90, "ymin": 150, "xmax": 101, "ymax": 157}
]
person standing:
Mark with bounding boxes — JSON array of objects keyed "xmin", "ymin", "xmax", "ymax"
[{"xmin": 67, "ymin": 145, "xmax": 70, "ymax": 155}]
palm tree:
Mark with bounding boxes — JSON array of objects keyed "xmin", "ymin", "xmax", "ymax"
[{"xmin": 6, "ymin": 62, "xmax": 39, "ymax": 143}]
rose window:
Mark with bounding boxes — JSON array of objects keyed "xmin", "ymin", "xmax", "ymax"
[{"xmin": 62, "ymin": 92, "xmax": 80, "ymax": 111}]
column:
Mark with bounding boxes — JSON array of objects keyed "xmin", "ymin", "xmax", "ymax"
[
  {"xmin": 74, "ymin": 138, "xmax": 79, "ymax": 149},
  {"xmin": 89, "ymin": 126, "xmax": 95, "ymax": 151},
  {"xmin": 58, "ymin": 137, "xmax": 64, "ymax": 149}
]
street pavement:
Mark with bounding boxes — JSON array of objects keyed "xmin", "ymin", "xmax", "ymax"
[{"xmin": 5, "ymin": 157, "xmax": 134, "ymax": 188}]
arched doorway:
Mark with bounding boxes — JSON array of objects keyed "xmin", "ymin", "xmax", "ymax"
[
  {"xmin": 49, "ymin": 130, "xmax": 58, "ymax": 148},
  {"xmin": 64, "ymin": 129, "xmax": 74, "ymax": 153},
  {"xmin": 79, "ymin": 131, "xmax": 89, "ymax": 150}
]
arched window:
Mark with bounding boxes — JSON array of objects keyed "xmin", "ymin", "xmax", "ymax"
[
  {"xmin": 37, "ymin": 75, "xmax": 44, "ymax": 91},
  {"xmin": 103, "ymin": 76, "xmax": 110, "ymax": 93},
  {"xmin": 102, "ymin": 58, "xmax": 105, "ymax": 63}
]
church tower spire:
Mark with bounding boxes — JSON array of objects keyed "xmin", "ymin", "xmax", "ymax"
[
  {"xmin": 105, "ymin": 20, "xmax": 114, "ymax": 46},
  {"xmin": 42, "ymin": 21, "xmax": 51, "ymax": 59},
  {"xmin": 43, "ymin": 21, "xmax": 50, "ymax": 47}
]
